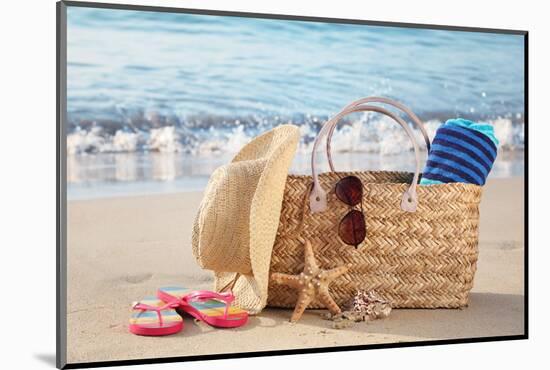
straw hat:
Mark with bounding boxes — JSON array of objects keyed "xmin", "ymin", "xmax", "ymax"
[{"xmin": 192, "ymin": 124, "xmax": 300, "ymax": 314}]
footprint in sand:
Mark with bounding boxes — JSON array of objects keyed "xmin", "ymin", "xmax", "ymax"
[
  {"xmin": 124, "ymin": 273, "xmax": 153, "ymax": 284},
  {"xmin": 499, "ymin": 241, "xmax": 522, "ymax": 250}
]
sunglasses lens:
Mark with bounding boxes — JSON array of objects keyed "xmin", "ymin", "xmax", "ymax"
[
  {"xmin": 338, "ymin": 209, "xmax": 366, "ymax": 247},
  {"xmin": 335, "ymin": 176, "xmax": 363, "ymax": 206}
]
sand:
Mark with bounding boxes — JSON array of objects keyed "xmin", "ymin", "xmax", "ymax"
[{"xmin": 66, "ymin": 177, "xmax": 525, "ymax": 365}]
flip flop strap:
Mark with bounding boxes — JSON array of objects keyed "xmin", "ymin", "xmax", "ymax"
[
  {"xmin": 159, "ymin": 290, "xmax": 236, "ymax": 319},
  {"xmin": 183, "ymin": 291, "xmax": 235, "ymax": 319},
  {"xmin": 133, "ymin": 301, "xmax": 179, "ymax": 326}
]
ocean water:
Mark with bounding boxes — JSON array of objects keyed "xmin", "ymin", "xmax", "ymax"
[{"xmin": 66, "ymin": 7, "xmax": 525, "ymax": 199}]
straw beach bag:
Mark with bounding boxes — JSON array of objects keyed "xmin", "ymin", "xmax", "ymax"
[{"xmin": 267, "ymin": 97, "xmax": 482, "ymax": 309}]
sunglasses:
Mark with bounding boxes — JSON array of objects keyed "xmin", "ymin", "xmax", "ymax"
[{"xmin": 335, "ymin": 176, "xmax": 366, "ymax": 248}]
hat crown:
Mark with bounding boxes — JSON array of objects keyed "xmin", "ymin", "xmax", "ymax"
[{"xmin": 193, "ymin": 160, "xmax": 266, "ymax": 273}]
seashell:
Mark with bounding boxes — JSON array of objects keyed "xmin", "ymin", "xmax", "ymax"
[{"xmin": 323, "ymin": 289, "xmax": 392, "ymax": 329}]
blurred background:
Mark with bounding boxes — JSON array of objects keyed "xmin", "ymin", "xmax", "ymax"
[{"xmin": 66, "ymin": 7, "xmax": 525, "ymax": 199}]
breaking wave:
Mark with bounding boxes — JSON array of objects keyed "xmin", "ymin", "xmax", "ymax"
[{"xmin": 67, "ymin": 112, "xmax": 525, "ymax": 156}]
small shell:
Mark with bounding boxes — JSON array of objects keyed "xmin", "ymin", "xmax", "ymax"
[{"xmin": 323, "ymin": 290, "xmax": 392, "ymax": 328}]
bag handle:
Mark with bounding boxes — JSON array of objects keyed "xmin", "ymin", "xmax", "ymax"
[
  {"xmin": 325, "ymin": 97, "xmax": 431, "ymax": 171},
  {"xmin": 309, "ymin": 103, "xmax": 423, "ymax": 214}
]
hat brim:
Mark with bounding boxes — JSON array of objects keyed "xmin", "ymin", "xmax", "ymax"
[{"xmin": 213, "ymin": 125, "xmax": 300, "ymax": 314}]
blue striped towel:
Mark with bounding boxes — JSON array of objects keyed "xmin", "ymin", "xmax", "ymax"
[{"xmin": 420, "ymin": 118, "xmax": 499, "ymax": 186}]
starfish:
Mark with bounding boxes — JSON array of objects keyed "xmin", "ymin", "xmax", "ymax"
[{"xmin": 270, "ymin": 240, "xmax": 351, "ymax": 322}]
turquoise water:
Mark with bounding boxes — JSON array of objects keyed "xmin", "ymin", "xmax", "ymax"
[{"xmin": 66, "ymin": 6, "xmax": 525, "ymax": 198}]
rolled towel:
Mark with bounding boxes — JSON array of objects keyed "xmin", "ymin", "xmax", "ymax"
[{"xmin": 420, "ymin": 118, "xmax": 499, "ymax": 186}]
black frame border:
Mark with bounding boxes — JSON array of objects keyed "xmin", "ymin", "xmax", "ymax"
[
  {"xmin": 56, "ymin": 1, "xmax": 529, "ymax": 369},
  {"xmin": 57, "ymin": 1, "xmax": 68, "ymax": 368}
]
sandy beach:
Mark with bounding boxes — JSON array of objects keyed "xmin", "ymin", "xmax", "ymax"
[{"xmin": 66, "ymin": 177, "xmax": 525, "ymax": 365}]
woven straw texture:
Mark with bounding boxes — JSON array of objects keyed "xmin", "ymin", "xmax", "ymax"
[
  {"xmin": 192, "ymin": 124, "xmax": 300, "ymax": 314},
  {"xmin": 268, "ymin": 170, "xmax": 482, "ymax": 309}
]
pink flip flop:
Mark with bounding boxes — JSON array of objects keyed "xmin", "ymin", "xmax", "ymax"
[
  {"xmin": 157, "ymin": 287, "xmax": 248, "ymax": 328},
  {"xmin": 129, "ymin": 296, "xmax": 183, "ymax": 336}
]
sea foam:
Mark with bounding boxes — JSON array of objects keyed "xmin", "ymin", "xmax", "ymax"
[{"xmin": 67, "ymin": 112, "xmax": 525, "ymax": 156}]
